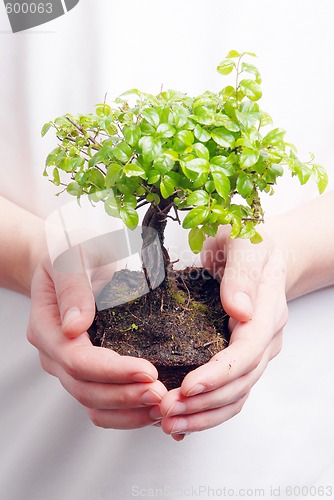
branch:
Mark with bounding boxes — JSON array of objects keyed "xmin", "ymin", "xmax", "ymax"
[
  {"xmin": 137, "ymin": 200, "xmax": 150, "ymax": 209},
  {"xmin": 66, "ymin": 117, "xmax": 101, "ymax": 147}
]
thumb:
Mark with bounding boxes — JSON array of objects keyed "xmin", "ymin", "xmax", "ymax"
[
  {"xmin": 221, "ymin": 238, "xmax": 268, "ymax": 322},
  {"xmin": 53, "ymin": 269, "xmax": 96, "ymax": 338}
]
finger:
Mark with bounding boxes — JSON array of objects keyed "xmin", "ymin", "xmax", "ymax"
[
  {"xmin": 31, "ymin": 259, "xmax": 96, "ymax": 339},
  {"xmin": 180, "ymin": 261, "xmax": 287, "ymax": 397},
  {"xmin": 87, "ymin": 407, "xmax": 161, "ymax": 429},
  {"xmin": 55, "ymin": 367, "xmax": 167, "ymax": 410},
  {"xmin": 200, "ymin": 233, "xmax": 226, "ymax": 281},
  {"xmin": 52, "ymin": 267, "xmax": 96, "ymax": 338},
  {"xmin": 161, "ymin": 332, "xmax": 282, "ymax": 418},
  {"xmin": 29, "ymin": 268, "xmax": 160, "ymax": 384},
  {"xmin": 220, "ymin": 236, "xmax": 270, "ymax": 321},
  {"xmin": 45, "ymin": 332, "xmax": 160, "ymax": 384},
  {"xmin": 161, "ymin": 394, "xmax": 249, "ymax": 435}
]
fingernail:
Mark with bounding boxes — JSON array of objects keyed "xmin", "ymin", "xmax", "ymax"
[
  {"xmin": 62, "ymin": 307, "xmax": 81, "ymax": 328},
  {"xmin": 132, "ymin": 372, "xmax": 155, "ymax": 383},
  {"xmin": 172, "ymin": 433, "xmax": 189, "ymax": 442},
  {"xmin": 149, "ymin": 406, "xmax": 163, "ymax": 420},
  {"xmin": 166, "ymin": 401, "xmax": 186, "ymax": 417},
  {"xmin": 141, "ymin": 389, "xmax": 162, "ymax": 406},
  {"xmin": 171, "ymin": 417, "xmax": 188, "ymax": 434},
  {"xmin": 234, "ymin": 291, "xmax": 253, "ymax": 317},
  {"xmin": 185, "ymin": 384, "xmax": 205, "ymax": 397}
]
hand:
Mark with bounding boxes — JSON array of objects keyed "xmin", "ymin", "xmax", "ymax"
[
  {"xmin": 159, "ymin": 226, "xmax": 288, "ymax": 439},
  {"xmin": 27, "ymin": 258, "xmax": 167, "ymax": 429}
]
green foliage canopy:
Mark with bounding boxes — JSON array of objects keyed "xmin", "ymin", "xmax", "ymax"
[{"xmin": 43, "ymin": 50, "xmax": 327, "ymax": 253}]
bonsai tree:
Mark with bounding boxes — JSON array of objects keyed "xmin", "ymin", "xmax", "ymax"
[{"xmin": 42, "ymin": 50, "xmax": 327, "ymax": 388}]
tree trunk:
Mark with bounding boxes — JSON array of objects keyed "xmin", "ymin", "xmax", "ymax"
[{"xmin": 141, "ymin": 197, "xmax": 173, "ymax": 290}]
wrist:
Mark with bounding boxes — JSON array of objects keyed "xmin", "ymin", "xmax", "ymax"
[
  {"xmin": 25, "ymin": 218, "xmax": 46, "ymax": 296},
  {"xmin": 264, "ymin": 192, "xmax": 334, "ymax": 301}
]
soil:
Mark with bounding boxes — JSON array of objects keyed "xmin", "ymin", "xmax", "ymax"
[{"xmin": 88, "ymin": 267, "xmax": 230, "ymax": 390}]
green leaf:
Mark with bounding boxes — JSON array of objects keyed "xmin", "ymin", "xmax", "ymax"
[
  {"xmin": 120, "ymin": 205, "xmax": 139, "ymax": 229},
  {"xmin": 201, "ymin": 224, "xmax": 218, "ymax": 237},
  {"xmin": 160, "ymin": 175, "xmax": 176, "ymax": 199},
  {"xmin": 237, "ymin": 172, "xmax": 254, "ymax": 198},
  {"xmin": 194, "ymin": 124, "xmax": 211, "ymax": 142},
  {"xmin": 119, "ymin": 88, "xmax": 140, "ymax": 98},
  {"xmin": 140, "ymin": 121, "xmax": 156, "ymax": 136},
  {"xmin": 296, "ymin": 162, "xmax": 311, "ymax": 185},
  {"xmin": 239, "ymin": 79, "xmax": 262, "ymax": 101},
  {"xmin": 123, "ymin": 126, "xmax": 141, "ymax": 146},
  {"xmin": 210, "ymin": 156, "xmax": 235, "ymax": 176},
  {"xmin": 241, "ymin": 62, "xmax": 261, "ymax": 83},
  {"xmin": 188, "ymin": 227, "xmax": 206, "ymax": 254},
  {"xmin": 185, "ymin": 190, "xmax": 209, "ymax": 207},
  {"xmin": 217, "ymin": 59, "xmax": 235, "ymax": 75},
  {"xmin": 123, "ymin": 163, "xmax": 146, "ymax": 178},
  {"xmin": 259, "ymin": 111, "xmax": 273, "ymax": 127},
  {"xmin": 250, "ymin": 231, "xmax": 263, "ymax": 244},
  {"xmin": 192, "ymin": 172, "xmax": 209, "ymax": 188},
  {"xmin": 96, "ymin": 103, "xmax": 111, "ymax": 117},
  {"xmin": 123, "ymin": 194, "xmax": 137, "ymax": 208},
  {"xmin": 312, "ymin": 164, "xmax": 328, "ymax": 194},
  {"xmin": 169, "ymin": 104, "xmax": 188, "ymax": 128},
  {"xmin": 88, "ymin": 168, "xmax": 105, "ymax": 189},
  {"xmin": 139, "ymin": 136, "xmax": 162, "ymax": 162},
  {"xmin": 230, "ymin": 215, "xmax": 242, "ymax": 238},
  {"xmin": 226, "ymin": 50, "xmax": 241, "ymax": 58},
  {"xmin": 177, "ymin": 130, "xmax": 194, "ymax": 147},
  {"xmin": 61, "ymin": 156, "xmax": 84, "ymax": 173},
  {"xmin": 41, "ymin": 122, "xmax": 52, "ymax": 137},
  {"xmin": 211, "ymin": 169, "xmax": 231, "ymax": 200},
  {"xmin": 191, "ymin": 106, "xmax": 214, "ymax": 125},
  {"xmin": 154, "ymin": 154, "xmax": 175, "ymax": 174},
  {"xmin": 238, "ymin": 222, "xmax": 257, "ymax": 240},
  {"xmin": 146, "ymin": 192, "xmax": 160, "ymax": 204},
  {"xmin": 147, "ymin": 170, "xmax": 160, "ymax": 184},
  {"xmin": 156, "ymin": 123, "xmax": 176, "ymax": 139},
  {"xmin": 184, "ymin": 158, "xmax": 210, "ymax": 175},
  {"xmin": 262, "ymin": 128, "xmax": 286, "ymax": 147},
  {"xmin": 211, "ymin": 205, "xmax": 230, "ymax": 224},
  {"xmin": 183, "ymin": 206, "xmax": 210, "ymax": 229},
  {"xmin": 240, "ymin": 148, "xmax": 260, "ymax": 168},
  {"xmin": 67, "ymin": 182, "xmax": 82, "ymax": 197},
  {"xmin": 214, "ymin": 114, "xmax": 240, "ymax": 132},
  {"xmin": 52, "ymin": 167, "xmax": 60, "ymax": 186},
  {"xmin": 235, "ymin": 109, "xmax": 261, "ymax": 129},
  {"xmin": 113, "ymin": 142, "xmax": 132, "ymax": 163},
  {"xmin": 105, "ymin": 163, "xmax": 121, "ymax": 188},
  {"xmin": 141, "ymin": 108, "xmax": 160, "ymax": 128},
  {"xmin": 211, "ymin": 127, "xmax": 235, "ymax": 148},
  {"xmin": 192, "ymin": 143, "xmax": 210, "ymax": 160},
  {"xmin": 104, "ymin": 196, "xmax": 120, "ymax": 218}
]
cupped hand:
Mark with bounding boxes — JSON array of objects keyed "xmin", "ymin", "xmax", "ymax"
[
  {"xmin": 159, "ymin": 226, "xmax": 288, "ymax": 439},
  {"xmin": 27, "ymin": 258, "xmax": 167, "ymax": 429}
]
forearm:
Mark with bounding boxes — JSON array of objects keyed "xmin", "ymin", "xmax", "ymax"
[
  {"xmin": 0, "ymin": 196, "xmax": 45, "ymax": 296},
  {"xmin": 267, "ymin": 191, "xmax": 334, "ymax": 301}
]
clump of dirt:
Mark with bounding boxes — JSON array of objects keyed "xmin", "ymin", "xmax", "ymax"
[{"xmin": 89, "ymin": 267, "xmax": 230, "ymax": 390}]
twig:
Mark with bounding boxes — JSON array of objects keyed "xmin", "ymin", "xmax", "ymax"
[{"xmin": 66, "ymin": 116, "xmax": 100, "ymax": 146}]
